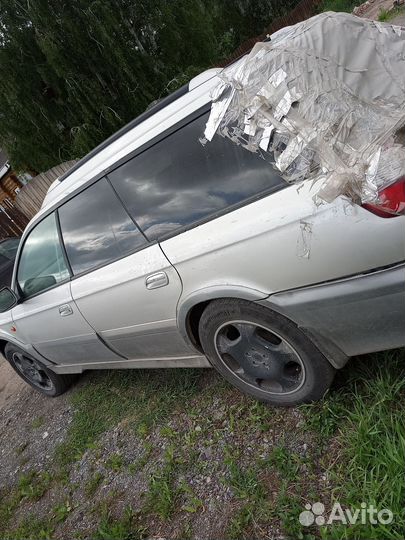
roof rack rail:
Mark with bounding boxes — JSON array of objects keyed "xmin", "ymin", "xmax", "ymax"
[{"xmin": 59, "ymin": 83, "xmax": 189, "ymax": 182}]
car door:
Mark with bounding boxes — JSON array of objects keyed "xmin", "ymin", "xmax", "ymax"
[
  {"xmin": 58, "ymin": 177, "xmax": 190, "ymax": 360},
  {"xmin": 11, "ymin": 212, "xmax": 120, "ymax": 364}
]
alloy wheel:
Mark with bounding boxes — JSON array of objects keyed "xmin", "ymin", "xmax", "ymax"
[{"xmin": 214, "ymin": 320, "xmax": 305, "ymax": 395}]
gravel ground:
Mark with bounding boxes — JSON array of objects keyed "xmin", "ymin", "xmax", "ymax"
[{"xmin": 0, "ymin": 357, "xmax": 322, "ymax": 539}]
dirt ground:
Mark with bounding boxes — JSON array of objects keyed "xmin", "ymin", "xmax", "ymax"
[
  {"xmin": 0, "ymin": 355, "xmax": 24, "ymax": 408},
  {"xmin": 0, "ymin": 356, "xmax": 320, "ymax": 539}
]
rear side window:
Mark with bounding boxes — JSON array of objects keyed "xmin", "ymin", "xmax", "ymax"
[
  {"xmin": 17, "ymin": 213, "xmax": 69, "ymax": 297},
  {"xmin": 58, "ymin": 178, "xmax": 146, "ymax": 275},
  {"xmin": 108, "ymin": 112, "xmax": 285, "ymax": 241}
]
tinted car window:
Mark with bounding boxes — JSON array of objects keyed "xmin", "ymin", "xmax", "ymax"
[
  {"xmin": 108, "ymin": 112, "xmax": 285, "ymax": 240},
  {"xmin": 0, "ymin": 238, "xmax": 20, "ymax": 260},
  {"xmin": 58, "ymin": 178, "xmax": 146, "ymax": 275},
  {"xmin": 17, "ymin": 213, "xmax": 69, "ymax": 297}
]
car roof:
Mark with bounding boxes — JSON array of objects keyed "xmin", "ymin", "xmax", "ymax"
[{"xmin": 39, "ymin": 67, "xmax": 222, "ymax": 218}]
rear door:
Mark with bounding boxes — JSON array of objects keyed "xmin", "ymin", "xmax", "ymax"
[
  {"xmin": 11, "ymin": 212, "xmax": 120, "ymax": 364},
  {"xmin": 58, "ymin": 177, "xmax": 189, "ymax": 360}
]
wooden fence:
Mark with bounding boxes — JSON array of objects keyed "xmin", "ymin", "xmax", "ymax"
[
  {"xmin": 0, "ymin": 203, "xmax": 30, "ymax": 238},
  {"xmin": 219, "ymin": 0, "xmax": 322, "ymax": 66},
  {"xmin": 13, "ymin": 160, "xmax": 78, "ymax": 221}
]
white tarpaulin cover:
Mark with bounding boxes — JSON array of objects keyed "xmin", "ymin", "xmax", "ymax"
[{"xmin": 203, "ymin": 12, "xmax": 405, "ymax": 206}]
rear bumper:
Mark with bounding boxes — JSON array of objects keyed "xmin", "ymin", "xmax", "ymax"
[{"xmin": 261, "ymin": 263, "xmax": 405, "ymax": 368}]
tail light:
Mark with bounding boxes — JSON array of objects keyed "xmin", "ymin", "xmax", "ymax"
[{"xmin": 362, "ymin": 177, "xmax": 405, "ymax": 218}]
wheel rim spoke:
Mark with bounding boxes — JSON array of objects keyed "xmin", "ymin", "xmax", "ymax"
[
  {"xmin": 12, "ymin": 353, "xmax": 53, "ymax": 390},
  {"xmin": 215, "ymin": 320, "xmax": 305, "ymax": 396}
]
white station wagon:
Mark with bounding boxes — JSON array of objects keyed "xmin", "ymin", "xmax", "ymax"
[{"xmin": 0, "ymin": 64, "xmax": 404, "ymax": 406}]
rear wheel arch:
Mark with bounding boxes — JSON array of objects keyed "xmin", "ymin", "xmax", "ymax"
[
  {"xmin": 179, "ymin": 287, "xmax": 268, "ymax": 353},
  {"xmin": 185, "ymin": 296, "xmax": 348, "ymax": 370}
]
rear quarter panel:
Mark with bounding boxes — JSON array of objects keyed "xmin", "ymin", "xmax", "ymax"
[{"xmin": 161, "ymin": 181, "xmax": 405, "ymax": 305}]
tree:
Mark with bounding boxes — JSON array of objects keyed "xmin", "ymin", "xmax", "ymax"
[{"xmin": 0, "ymin": 0, "xmax": 300, "ymax": 172}]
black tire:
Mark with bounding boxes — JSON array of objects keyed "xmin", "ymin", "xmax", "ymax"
[
  {"xmin": 198, "ymin": 299, "xmax": 335, "ymax": 406},
  {"xmin": 5, "ymin": 342, "xmax": 77, "ymax": 397}
]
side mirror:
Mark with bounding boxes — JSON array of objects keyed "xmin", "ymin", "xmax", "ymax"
[{"xmin": 0, "ymin": 286, "xmax": 18, "ymax": 313}]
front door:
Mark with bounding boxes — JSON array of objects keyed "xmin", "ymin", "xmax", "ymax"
[{"xmin": 12, "ymin": 212, "xmax": 119, "ymax": 364}]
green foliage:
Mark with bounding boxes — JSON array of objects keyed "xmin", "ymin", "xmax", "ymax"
[
  {"xmin": 378, "ymin": 6, "xmax": 404, "ymax": 21},
  {"xmin": 320, "ymin": 0, "xmax": 360, "ymax": 12},
  {"xmin": 53, "ymin": 500, "xmax": 73, "ymax": 523},
  {"xmin": 17, "ymin": 470, "xmax": 52, "ymax": 500},
  {"xmin": 105, "ymin": 453, "xmax": 124, "ymax": 472},
  {"xmin": 85, "ymin": 471, "xmax": 104, "ymax": 497},
  {"xmin": 0, "ymin": 0, "xmax": 300, "ymax": 171},
  {"xmin": 0, "ymin": 470, "xmax": 53, "ymax": 536},
  {"xmin": 31, "ymin": 416, "xmax": 45, "ymax": 429},
  {"xmin": 5, "ymin": 517, "xmax": 54, "ymax": 540},
  {"xmin": 94, "ymin": 506, "xmax": 147, "ymax": 540},
  {"xmin": 319, "ymin": 351, "xmax": 405, "ymax": 539},
  {"xmin": 144, "ymin": 445, "xmax": 180, "ymax": 519},
  {"xmin": 54, "ymin": 369, "xmax": 201, "ymax": 471},
  {"xmin": 378, "ymin": 8, "xmax": 391, "ymax": 21}
]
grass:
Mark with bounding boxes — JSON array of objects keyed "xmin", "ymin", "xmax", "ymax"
[
  {"xmin": 298, "ymin": 351, "xmax": 405, "ymax": 539},
  {"xmin": 128, "ymin": 442, "xmax": 153, "ymax": 475},
  {"xmin": 0, "ymin": 470, "xmax": 54, "ymax": 536},
  {"xmin": 7, "ymin": 517, "xmax": 54, "ymax": 540},
  {"xmin": 2, "ymin": 349, "xmax": 405, "ymax": 539},
  {"xmin": 54, "ymin": 369, "xmax": 202, "ymax": 471},
  {"xmin": 378, "ymin": 7, "xmax": 391, "ymax": 21},
  {"xmin": 94, "ymin": 506, "xmax": 147, "ymax": 540},
  {"xmin": 378, "ymin": 6, "xmax": 405, "ymax": 22},
  {"xmin": 144, "ymin": 445, "xmax": 181, "ymax": 519},
  {"xmin": 31, "ymin": 416, "xmax": 45, "ymax": 429},
  {"xmin": 321, "ymin": 352, "xmax": 405, "ymax": 539},
  {"xmin": 85, "ymin": 471, "xmax": 104, "ymax": 497},
  {"xmin": 106, "ymin": 453, "xmax": 124, "ymax": 472}
]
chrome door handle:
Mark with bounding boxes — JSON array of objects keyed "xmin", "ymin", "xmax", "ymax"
[
  {"xmin": 59, "ymin": 304, "xmax": 73, "ymax": 317},
  {"xmin": 145, "ymin": 271, "xmax": 169, "ymax": 290}
]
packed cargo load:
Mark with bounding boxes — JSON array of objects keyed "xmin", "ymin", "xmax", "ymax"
[{"xmin": 203, "ymin": 12, "xmax": 405, "ymax": 209}]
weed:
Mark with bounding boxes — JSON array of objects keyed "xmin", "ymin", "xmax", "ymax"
[
  {"xmin": 18, "ymin": 470, "xmax": 52, "ymax": 500},
  {"xmin": 6, "ymin": 517, "xmax": 54, "ymax": 540},
  {"xmin": 0, "ymin": 471, "xmax": 54, "ymax": 535},
  {"xmin": 94, "ymin": 506, "xmax": 147, "ymax": 540},
  {"xmin": 31, "ymin": 416, "xmax": 45, "ymax": 429},
  {"xmin": 160, "ymin": 425, "xmax": 178, "ymax": 438},
  {"xmin": 144, "ymin": 445, "xmax": 180, "ymax": 519},
  {"xmin": 85, "ymin": 471, "xmax": 104, "ymax": 497},
  {"xmin": 265, "ymin": 446, "xmax": 301, "ymax": 481},
  {"xmin": 179, "ymin": 482, "xmax": 203, "ymax": 513},
  {"xmin": 128, "ymin": 443, "xmax": 153, "ymax": 475},
  {"xmin": 378, "ymin": 6, "xmax": 404, "ymax": 21},
  {"xmin": 378, "ymin": 7, "xmax": 390, "ymax": 21},
  {"xmin": 53, "ymin": 500, "xmax": 73, "ymax": 523},
  {"xmin": 106, "ymin": 453, "xmax": 124, "ymax": 472},
  {"xmin": 54, "ymin": 369, "xmax": 201, "ymax": 471},
  {"xmin": 224, "ymin": 446, "xmax": 273, "ymax": 537}
]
